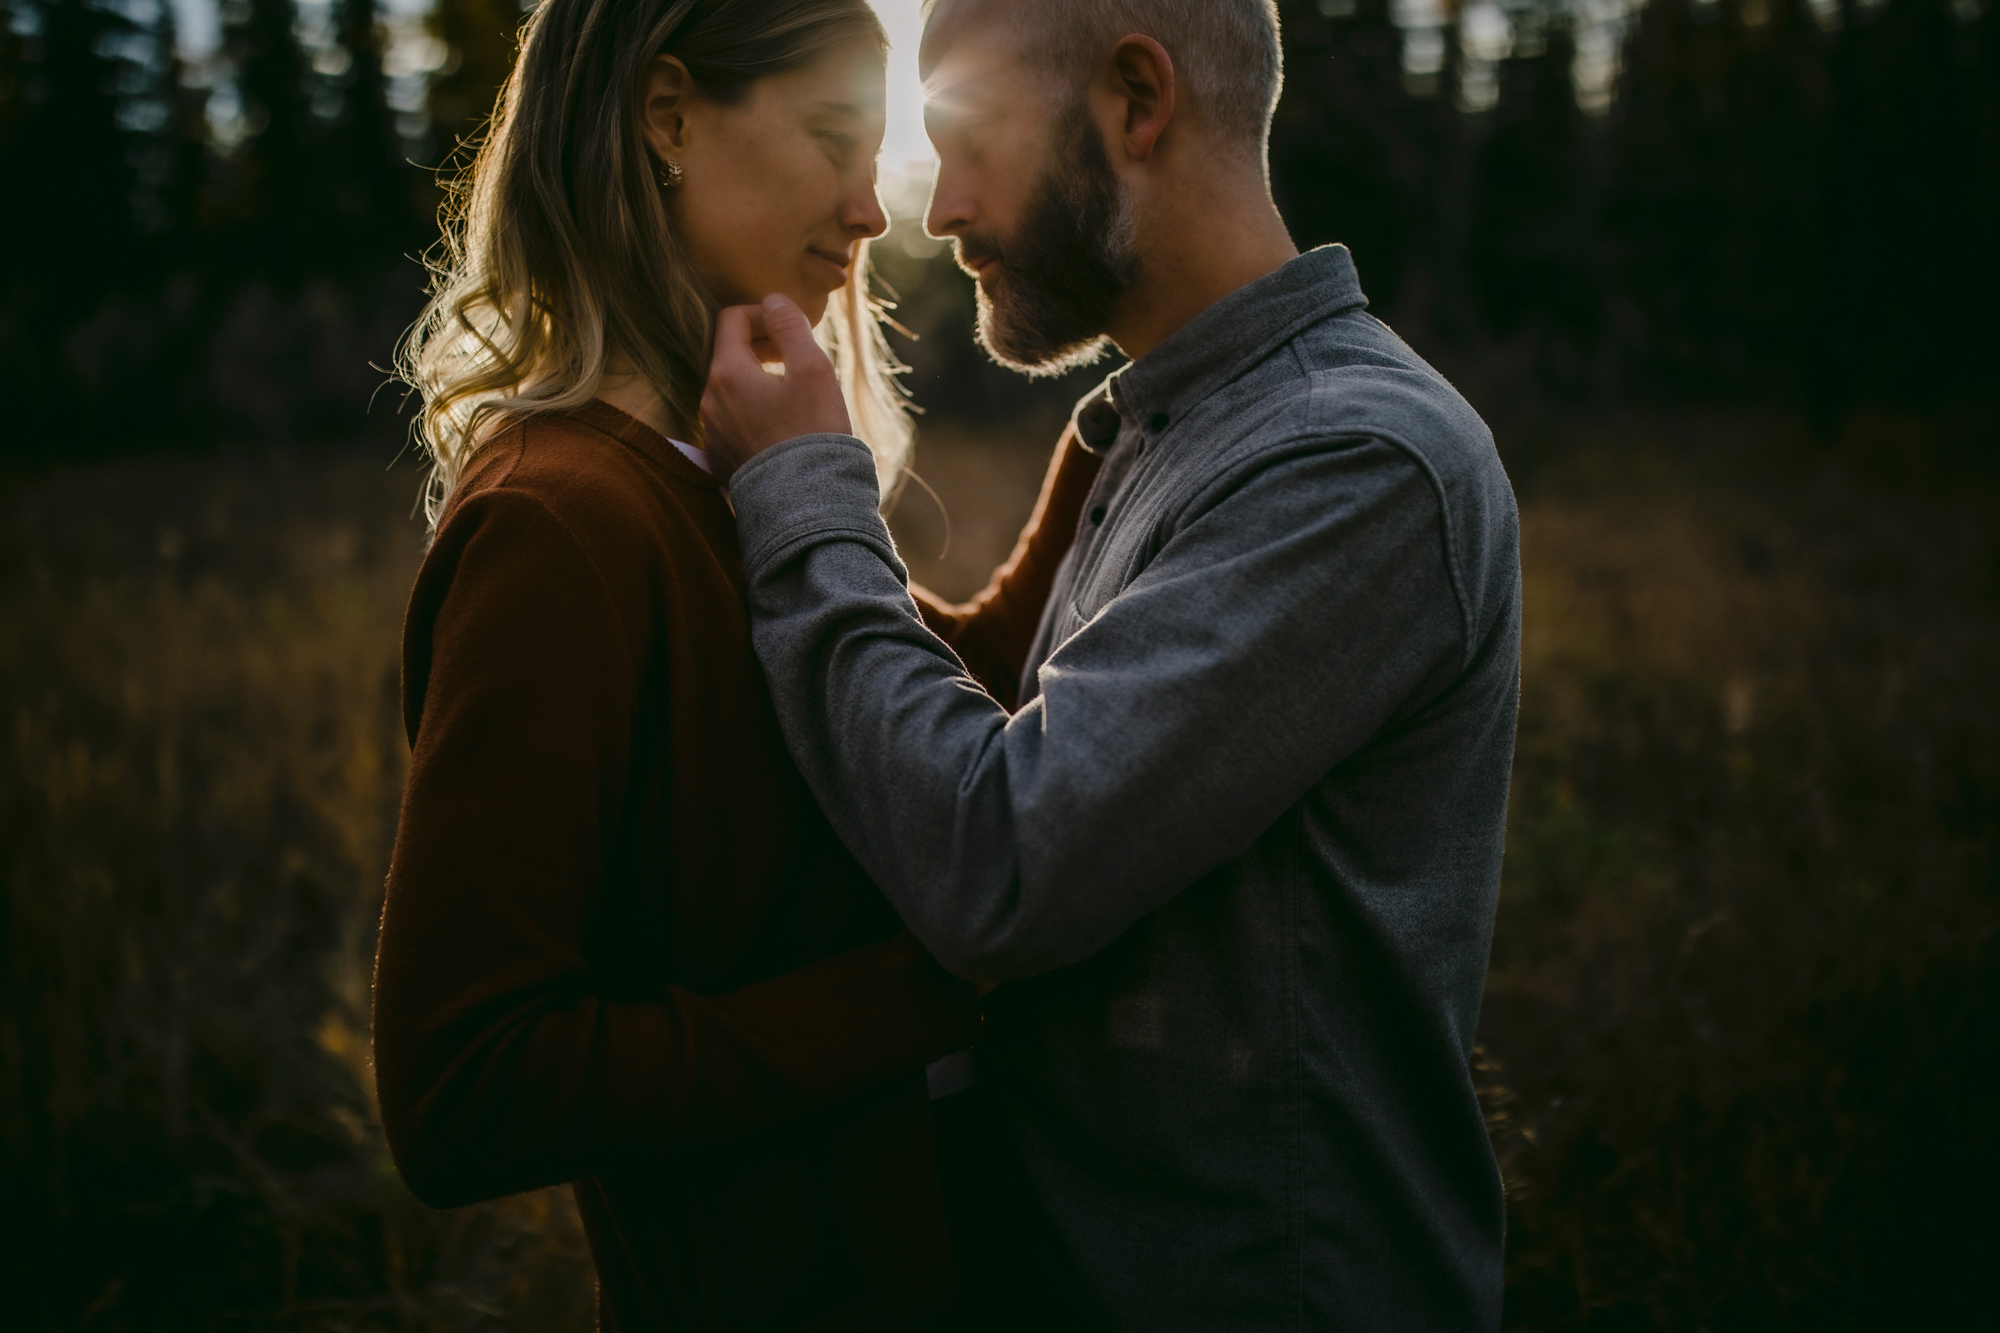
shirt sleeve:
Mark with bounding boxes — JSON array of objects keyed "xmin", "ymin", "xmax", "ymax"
[
  {"xmin": 908, "ymin": 426, "xmax": 1102, "ymax": 710},
  {"xmin": 727, "ymin": 431, "xmax": 1464, "ymax": 982},
  {"xmin": 372, "ymin": 488, "xmax": 982, "ymax": 1209}
]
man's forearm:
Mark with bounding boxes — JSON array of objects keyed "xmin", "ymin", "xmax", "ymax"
[{"xmin": 728, "ymin": 430, "xmax": 1464, "ymax": 982}]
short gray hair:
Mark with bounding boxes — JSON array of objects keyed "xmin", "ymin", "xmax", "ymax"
[{"xmin": 939, "ymin": 0, "xmax": 1284, "ymax": 146}]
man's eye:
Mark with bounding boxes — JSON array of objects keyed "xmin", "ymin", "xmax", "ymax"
[{"xmin": 819, "ymin": 132, "xmax": 857, "ymax": 156}]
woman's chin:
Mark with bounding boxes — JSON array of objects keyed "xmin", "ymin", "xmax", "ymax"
[
  {"xmin": 712, "ymin": 280, "xmax": 830, "ymax": 325},
  {"xmin": 791, "ymin": 283, "xmax": 834, "ymax": 325}
]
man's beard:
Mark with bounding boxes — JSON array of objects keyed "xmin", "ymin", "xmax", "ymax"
[{"xmin": 957, "ymin": 102, "xmax": 1138, "ymax": 377}]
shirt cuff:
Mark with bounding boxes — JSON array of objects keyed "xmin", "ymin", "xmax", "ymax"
[{"xmin": 727, "ymin": 432, "xmax": 905, "ymax": 581}]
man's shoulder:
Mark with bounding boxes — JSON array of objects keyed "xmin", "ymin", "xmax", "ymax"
[
  {"xmin": 1284, "ymin": 314, "xmax": 1494, "ymax": 473},
  {"xmin": 1191, "ymin": 311, "xmax": 1519, "ymax": 629},
  {"xmin": 1188, "ymin": 314, "xmax": 1498, "ymax": 496}
]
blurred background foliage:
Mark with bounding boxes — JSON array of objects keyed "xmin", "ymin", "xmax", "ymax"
[
  {"xmin": 0, "ymin": 0, "xmax": 1996, "ymax": 447},
  {"xmin": 1, "ymin": 0, "xmax": 1996, "ymax": 1327}
]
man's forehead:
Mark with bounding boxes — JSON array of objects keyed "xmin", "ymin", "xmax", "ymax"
[{"xmin": 917, "ymin": 0, "xmax": 1025, "ymax": 83}]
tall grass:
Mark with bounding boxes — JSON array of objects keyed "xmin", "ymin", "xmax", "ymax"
[
  {"xmin": 2, "ymin": 417, "xmax": 1993, "ymax": 1327},
  {"xmin": 0, "ymin": 455, "xmax": 592, "ymax": 1331},
  {"xmin": 1487, "ymin": 418, "xmax": 2000, "ymax": 1327}
]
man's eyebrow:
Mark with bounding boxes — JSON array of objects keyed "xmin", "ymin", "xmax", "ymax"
[
  {"xmin": 811, "ymin": 100, "xmax": 883, "ymax": 116},
  {"xmin": 921, "ymin": 78, "xmax": 987, "ymax": 118}
]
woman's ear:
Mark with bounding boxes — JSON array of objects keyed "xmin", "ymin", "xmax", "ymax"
[{"xmin": 639, "ymin": 55, "xmax": 693, "ymax": 158}]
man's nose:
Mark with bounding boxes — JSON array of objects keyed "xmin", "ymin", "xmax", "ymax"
[{"xmin": 925, "ymin": 165, "xmax": 973, "ymax": 240}]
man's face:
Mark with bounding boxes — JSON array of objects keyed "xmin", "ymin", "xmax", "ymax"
[{"xmin": 920, "ymin": 11, "xmax": 1137, "ymax": 374}]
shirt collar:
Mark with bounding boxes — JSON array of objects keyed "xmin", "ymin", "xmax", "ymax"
[{"xmin": 1070, "ymin": 245, "xmax": 1368, "ymax": 450}]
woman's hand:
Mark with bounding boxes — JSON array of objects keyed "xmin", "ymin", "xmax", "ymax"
[{"xmin": 701, "ymin": 293, "xmax": 851, "ymax": 481}]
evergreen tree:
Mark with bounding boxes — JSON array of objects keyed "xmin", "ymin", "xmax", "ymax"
[
  {"xmin": 1981, "ymin": 0, "xmax": 2000, "ymax": 167},
  {"xmin": 1716, "ymin": 0, "xmax": 1828, "ymax": 397},
  {"xmin": 127, "ymin": 0, "xmax": 208, "ymax": 253},
  {"xmin": 0, "ymin": 0, "xmax": 25, "ymax": 161},
  {"xmin": 1812, "ymin": 0, "xmax": 1983, "ymax": 409},
  {"xmin": 427, "ymin": 0, "xmax": 522, "ymax": 171},
  {"xmin": 1862, "ymin": 0, "xmax": 1983, "ymax": 401},
  {"xmin": 1467, "ymin": 18, "xmax": 1602, "ymax": 392},
  {"xmin": 222, "ymin": 0, "xmax": 315, "ymax": 275},
  {"xmin": 1977, "ymin": 0, "xmax": 2000, "ymax": 396},
  {"xmin": 328, "ymin": 0, "xmax": 415, "ymax": 267},
  {"xmin": 1420, "ymin": 2, "xmax": 1476, "ymax": 340},
  {"xmin": 16, "ymin": 0, "xmax": 141, "ymax": 293},
  {"xmin": 1981, "ymin": 0, "xmax": 2000, "ymax": 183},
  {"xmin": 1803, "ymin": 0, "xmax": 1869, "ymax": 416},
  {"xmin": 1269, "ymin": 0, "xmax": 1437, "ymax": 312},
  {"xmin": 1603, "ymin": 0, "xmax": 1833, "ymax": 399},
  {"xmin": 0, "ymin": 0, "xmax": 31, "ymax": 326},
  {"xmin": 1605, "ymin": 0, "xmax": 1744, "ymax": 397},
  {"xmin": 0, "ymin": 0, "xmax": 146, "ymax": 441},
  {"xmin": 160, "ymin": 24, "xmax": 215, "ymax": 262}
]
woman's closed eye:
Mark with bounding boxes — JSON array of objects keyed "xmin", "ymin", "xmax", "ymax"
[{"xmin": 817, "ymin": 130, "xmax": 858, "ymax": 161}]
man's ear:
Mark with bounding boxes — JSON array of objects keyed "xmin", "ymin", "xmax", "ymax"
[
  {"xmin": 639, "ymin": 55, "xmax": 693, "ymax": 158},
  {"xmin": 1107, "ymin": 35, "xmax": 1175, "ymax": 163}
]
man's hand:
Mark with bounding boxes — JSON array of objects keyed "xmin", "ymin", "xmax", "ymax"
[{"xmin": 701, "ymin": 293, "xmax": 851, "ymax": 482}]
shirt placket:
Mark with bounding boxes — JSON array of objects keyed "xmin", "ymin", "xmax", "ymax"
[{"xmin": 1060, "ymin": 416, "xmax": 1147, "ymax": 617}]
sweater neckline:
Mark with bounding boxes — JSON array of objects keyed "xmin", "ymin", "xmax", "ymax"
[{"xmin": 574, "ymin": 398, "xmax": 721, "ymax": 492}]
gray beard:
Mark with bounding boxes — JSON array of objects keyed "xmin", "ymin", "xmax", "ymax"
[{"xmin": 970, "ymin": 102, "xmax": 1138, "ymax": 377}]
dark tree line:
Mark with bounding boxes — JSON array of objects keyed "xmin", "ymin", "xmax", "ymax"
[
  {"xmin": 0, "ymin": 0, "xmax": 521, "ymax": 451},
  {"xmin": 1273, "ymin": 0, "xmax": 2000, "ymax": 421},
  {"xmin": 0, "ymin": 0, "xmax": 1994, "ymax": 456}
]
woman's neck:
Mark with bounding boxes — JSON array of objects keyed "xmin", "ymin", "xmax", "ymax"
[{"xmin": 597, "ymin": 361, "xmax": 687, "ymax": 442}]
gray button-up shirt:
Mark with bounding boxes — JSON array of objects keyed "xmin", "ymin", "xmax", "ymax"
[{"xmin": 727, "ymin": 246, "xmax": 1519, "ymax": 1331}]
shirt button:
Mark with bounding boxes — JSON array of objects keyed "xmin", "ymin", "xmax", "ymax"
[
  {"xmin": 1090, "ymin": 505, "xmax": 1107, "ymax": 526},
  {"xmin": 1149, "ymin": 412, "xmax": 1170, "ymax": 432}
]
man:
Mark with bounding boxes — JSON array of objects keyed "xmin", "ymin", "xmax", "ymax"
[{"xmin": 702, "ymin": 0, "xmax": 1520, "ymax": 1327}]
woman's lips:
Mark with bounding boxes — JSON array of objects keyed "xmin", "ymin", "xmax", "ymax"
[{"xmin": 808, "ymin": 248, "xmax": 849, "ymax": 283}]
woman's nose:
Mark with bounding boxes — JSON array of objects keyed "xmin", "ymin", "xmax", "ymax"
[{"xmin": 844, "ymin": 183, "xmax": 889, "ymax": 241}]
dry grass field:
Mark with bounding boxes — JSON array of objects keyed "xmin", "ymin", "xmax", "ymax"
[{"xmin": 2, "ymin": 413, "xmax": 1994, "ymax": 1328}]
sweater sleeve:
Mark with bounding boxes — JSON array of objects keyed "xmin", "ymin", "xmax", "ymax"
[
  {"xmin": 908, "ymin": 427, "xmax": 1101, "ymax": 710},
  {"xmin": 372, "ymin": 488, "xmax": 980, "ymax": 1209}
]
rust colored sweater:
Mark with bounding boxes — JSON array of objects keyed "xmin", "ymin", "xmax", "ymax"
[
  {"xmin": 909, "ymin": 424, "xmax": 1101, "ymax": 711},
  {"xmin": 373, "ymin": 400, "xmax": 1098, "ymax": 1331}
]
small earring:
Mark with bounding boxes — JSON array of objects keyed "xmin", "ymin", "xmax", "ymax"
[{"xmin": 655, "ymin": 156, "xmax": 684, "ymax": 189}]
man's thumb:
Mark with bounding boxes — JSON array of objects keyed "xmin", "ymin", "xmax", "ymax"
[{"xmin": 761, "ymin": 293, "xmax": 820, "ymax": 365}]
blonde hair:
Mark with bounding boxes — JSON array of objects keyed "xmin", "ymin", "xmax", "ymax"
[{"xmin": 398, "ymin": 0, "xmax": 911, "ymax": 529}]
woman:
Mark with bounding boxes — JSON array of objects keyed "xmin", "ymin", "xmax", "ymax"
[{"xmin": 372, "ymin": 0, "xmax": 1099, "ymax": 1326}]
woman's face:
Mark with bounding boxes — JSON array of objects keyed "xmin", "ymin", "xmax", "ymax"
[{"xmin": 643, "ymin": 38, "xmax": 890, "ymax": 323}]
